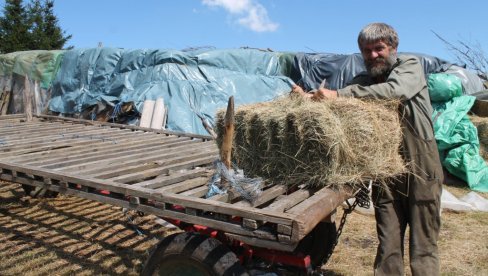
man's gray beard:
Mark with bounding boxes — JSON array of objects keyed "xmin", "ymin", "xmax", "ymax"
[{"xmin": 366, "ymin": 54, "xmax": 397, "ymax": 78}]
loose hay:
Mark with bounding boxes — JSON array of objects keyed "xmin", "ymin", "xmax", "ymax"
[{"xmin": 216, "ymin": 96, "xmax": 406, "ymax": 189}]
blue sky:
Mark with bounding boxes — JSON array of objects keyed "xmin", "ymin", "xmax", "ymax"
[{"xmin": 2, "ymin": 0, "xmax": 487, "ymax": 63}]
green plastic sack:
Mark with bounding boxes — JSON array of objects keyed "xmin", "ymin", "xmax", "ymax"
[
  {"xmin": 428, "ymin": 73, "xmax": 463, "ymax": 102},
  {"xmin": 441, "ymin": 117, "xmax": 488, "ymax": 192},
  {"xmin": 432, "ymin": 95, "xmax": 488, "ymax": 192},
  {"xmin": 432, "ymin": 96, "xmax": 476, "ymax": 151}
]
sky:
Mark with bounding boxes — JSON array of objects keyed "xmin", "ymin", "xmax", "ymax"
[{"xmin": 1, "ymin": 0, "xmax": 487, "ymax": 63}]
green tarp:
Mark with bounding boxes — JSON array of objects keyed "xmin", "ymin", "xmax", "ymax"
[
  {"xmin": 0, "ymin": 50, "xmax": 64, "ymax": 89},
  {"xmin": 430, "ymin": 73, "xmax": 488, "ymax": 192}
]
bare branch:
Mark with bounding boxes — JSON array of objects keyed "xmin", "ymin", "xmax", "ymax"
[{"xmin": 432, "ymin": 30, "xmax": 488, "ymax": 79}]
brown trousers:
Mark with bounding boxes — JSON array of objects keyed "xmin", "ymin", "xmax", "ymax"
[
  {"xmin": 372, "ymin": 128, "xmax": 443, "ymax": 276},
  {"xmin": 372, "ymin": 187, "xmax": 441, "ymax": 275}
]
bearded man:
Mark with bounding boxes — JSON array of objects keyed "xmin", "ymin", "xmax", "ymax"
[{"xmin": 294, "ymin": 23, "xmax": 443, "ymax": 275}]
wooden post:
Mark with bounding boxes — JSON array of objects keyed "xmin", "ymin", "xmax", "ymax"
[
  {"xmin": 150, "ymin": 97, "xmax": 166, "ymax": 129},
  {"xmin": 221, "ymin": 96, "xmax": 235, "ymax": 170},
  {"xmin": 23, "ymin": 76, "xmax": 33, "ymax": 121},
  {"xmin": 140, "ymin": 99, "xmax": 155, "ymax": 128},
  {"xmin": 0, "ymin": 90, "xmax": 10, "ymax": 115}
]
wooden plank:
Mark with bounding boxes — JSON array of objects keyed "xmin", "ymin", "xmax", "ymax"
[
  {"xmin": 22, "ymin": 134, "xmax": 181, "ymax": 165},
  {"xmin": 233, "ymin": 185, "xmax": 287, "ymax": 208},
  {"xmin": 248, "ymin": 187, "xmax": 312, "ymax": 231},
  {"xmin": 0, "ymin": 122, "xmax": 83, "ymax": 135},
  {"xmin": 15, "ymin": 131, "xmax": 165, "ymax": 164},
  {"xmin": 0, "ymin": 114, "xmax": 23, "ymax": 120},
  {"xmin": 225, "ymin": 233, "xmax": 296, "ymax": 252},
  {"xmin": 179, "ymin": 185, "xmax": 208, "ymax": 198},
  {"xmin": 37, "ymin": 114, "xmax": 213, "ymax": 140},
  {"xmin": 133, "ymin": 167, "xmax": 209, "ymax": 189},
  {"xmin": 207, "ymin": 193, "xmax": 230, "ymax": 203},
  {"xmin": 285, "ymin": 187, "xmax": 349, "ymax": 242},
  {"xmin": 0, "ymin": 161, "xmax": 131, "ymax": 194},
  {"xmin": 3, "ymin": 129, "xmax": 146, "ymax": 162},
  {"xmin": 241, "ymin": 189, "xmax": 312, "ymax": 230},
  {"xmin": 0, "ymin": 125, "xmax": 120, "ymax": 147},
  {"xmin": 149, "ymin": 192, "xmax": 294, "ymax": 226},
  {"xmin": 61, "ymin": 141, "xmax": 216, "ymax": 175},
  {"xmin": 105, "ymin": 153, "xmax": 218, "ymax": 183},
  {"xmin": 0, "ymin": 131, "xmax": 135, "ymax": 158},
  {"xmin": 264, "ymin": 189, "xmax": 312, "ymax": 212},
  {"xmin": 155, "ymin": 176, "xmax": 209, "ymax": 193},
  {"xmin": 0, "ymin": 139, "xmax": 113, "ymax": 157},
  {"xmin": 37, "ymin": 137, "xmax": 206, "ymax": 169},
  {"xmin": 0, "ymin": 124, "xmax": 122, "ymax": 141},
  {"xmin": 0, "ymin": 126, "xmax": 126, "ymax": 150}
]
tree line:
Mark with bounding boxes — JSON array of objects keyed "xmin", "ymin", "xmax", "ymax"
[{"xmin": 0, "ymin": 0, "xmax": 71, "ymax": 54}]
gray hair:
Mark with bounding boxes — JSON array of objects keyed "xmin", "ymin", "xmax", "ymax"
[{"xmin": 357, "ymin": 23, "xmax": 399, "ymax": 50}]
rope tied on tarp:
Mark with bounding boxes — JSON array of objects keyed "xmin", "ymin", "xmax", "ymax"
[
  {"xmin": 206, "ymin": 159, "xmax": 263, "ymax": 203},
  {"xmin": 110, "ymin": 102, "xmax": 123, "ymax": 123}
]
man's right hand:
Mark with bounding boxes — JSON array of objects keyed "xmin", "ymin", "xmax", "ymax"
[
  {"xmin": 292, "ymin": 85, "xmax": 337, "ymax": 101},
  {"xmin": 291, "ymin": 84, "xmax": 313, "ymax": 98}
]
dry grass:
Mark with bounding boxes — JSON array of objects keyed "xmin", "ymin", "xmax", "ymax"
[
  {"xmin": 216, "ymin": 96, "xmax": 406, "ymax": 189},
  {"xmin": 1, "ymin": 180, "xmax": 487, "ymax": 275},
  {"xmin": 0, "ymin": 181, "xmax": 178, "ymax": 276}
]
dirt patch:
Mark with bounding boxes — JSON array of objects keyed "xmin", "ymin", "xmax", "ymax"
[{"xmin": 1, "ymin": 181, "xmax": 487, "ymax": 275}]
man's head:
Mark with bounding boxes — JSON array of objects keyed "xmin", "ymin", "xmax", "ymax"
[{"xmin": 358, "ymin": 23, "xmax": 399, "ymax": 79}]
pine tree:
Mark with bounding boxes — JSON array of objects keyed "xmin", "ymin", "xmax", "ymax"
[
  {"xmin": 0, "ymin": 0, "xmax": 31, "ymax": 53},
  {"xmin": 28, "ymin": 0, "xmax": 72, "ymax": 50},
  {"xmin": 0, "ymin": 0, "xmax": 72, "ymax": 53}
]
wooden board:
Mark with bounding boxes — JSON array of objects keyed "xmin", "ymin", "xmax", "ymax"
[{"xmin": 0, "ymin": 114, "xmax": 350, "ymax": 252}]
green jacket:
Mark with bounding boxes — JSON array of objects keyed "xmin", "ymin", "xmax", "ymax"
[{"xmin": 338, "ymin": 55, "xmax": 443, "ymax": 201}]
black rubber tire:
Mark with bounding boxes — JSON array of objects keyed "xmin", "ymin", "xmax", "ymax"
[
  {"xmin": 21, "ymin": 185, "xmax": 58, "ymax": 198},
  {"xmin": 142, "ymin": 232, "xmax": 249, "ymax": 276},
  {"xmin": 294, "ymin": 221, "xmax": 337, "ymax": 269}
]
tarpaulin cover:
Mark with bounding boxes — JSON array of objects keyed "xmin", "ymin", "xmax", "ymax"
[
  {"xmin": 292, "ymin": 52, "xmax": 485, "ymax": 93},
  {"xmin": 49, "ymin": 48, "xmax": 293, "ymax": 135},
  {"xmin": 428, "ymin": 73, "xmax": 463, "ymax": 102},
  {"xmin": 430, "ymin": 74, "xmax": 488, "ymax": 192},
  {"xmin": 0, "ymin": 50, "xmax": 64, "ymax": 89}
]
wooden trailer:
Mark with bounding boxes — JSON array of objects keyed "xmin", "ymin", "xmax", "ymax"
[{"xmin": 0, "ymin": 114, "xmax": 355, "ymax": 275}]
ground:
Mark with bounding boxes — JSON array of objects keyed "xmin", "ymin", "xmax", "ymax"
[{"xmin": 0, "ymin": 181, "xmax": 487, "ymax": 276}]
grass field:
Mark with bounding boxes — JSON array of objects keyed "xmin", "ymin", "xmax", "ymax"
[{"xmin": 0, "ymin": 181, "xmax": 487, "ymax": 276}]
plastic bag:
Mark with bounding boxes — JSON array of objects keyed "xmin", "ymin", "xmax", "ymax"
[
  {"xmin": 431, "ymin": 92, "xmax": 488, "ymax": 192},
  {"xmin": 428, "ymin": 73, "xmax": 463, "ymax": 102}
]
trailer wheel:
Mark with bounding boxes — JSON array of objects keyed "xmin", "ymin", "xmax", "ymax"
[
  {"xmin": 142, "ymin": 232, "xmax": 248, "ymax": 276},
  {"xmin": 21, "ymin": 185, "xmax": 58, "ymax": 198}
]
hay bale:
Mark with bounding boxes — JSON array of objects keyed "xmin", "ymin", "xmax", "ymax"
[
  {"xmin": 469, "ymin": 115, "xmax": 488, "ymax": 161},
  {"xmin": 216, "ymin": 96, "xmax": 406, "ymax": 189}
]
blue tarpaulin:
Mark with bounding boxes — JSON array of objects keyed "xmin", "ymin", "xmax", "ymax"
[{"xmin": 49, "ymin": 48, "xmax": 293, "ymax": 135}]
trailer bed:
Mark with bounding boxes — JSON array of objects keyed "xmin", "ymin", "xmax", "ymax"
[{"xmin": 0, "ymin": 114, "xmax": 348, "ymax": 252}]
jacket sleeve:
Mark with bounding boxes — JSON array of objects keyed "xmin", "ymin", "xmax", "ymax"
[{"xmin": 337, "ymin": 56, "xmax": 425, "ymax": 101}]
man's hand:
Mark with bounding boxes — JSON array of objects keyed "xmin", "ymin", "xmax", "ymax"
[
  {"xmin": 291, "ymin": 85, "xmax": 338, "ymax": 101},
  {"xmin": 311, "ymin": 88, "xmax": 338, "ymax": 101},
  {"xmin": 291, "ymin": 84, "xmax": 312, "ymax": 98}
]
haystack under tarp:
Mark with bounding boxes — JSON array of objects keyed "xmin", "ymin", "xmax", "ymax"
[{"xmin": 216, "ymin": 96, "xmax": 406, "ymax": 189}]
